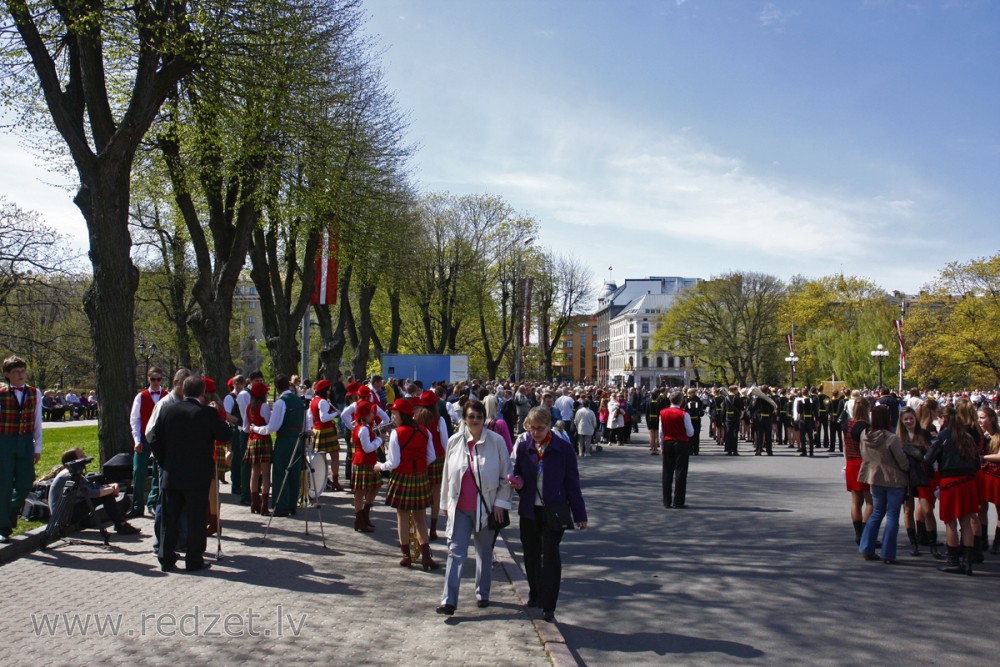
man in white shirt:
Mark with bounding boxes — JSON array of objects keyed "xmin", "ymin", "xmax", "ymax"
[{"xmin": 127, "ymin": 367, "xmax": 166, "ymax": 518}]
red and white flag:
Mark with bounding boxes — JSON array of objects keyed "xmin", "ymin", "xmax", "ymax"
[
  {"xmin": 786, "ymin": 333, "xmax": 795, "ymax": 356},
  {"xmin": 894, "ymin": 319, "xmax": 906, "ymax": 370},
  {"xmin": 311, "ymin": 228, "xmax": 338, "ymax": 306}
]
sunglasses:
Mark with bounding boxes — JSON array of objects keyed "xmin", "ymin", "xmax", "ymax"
[{"xmin": 150, "ymin": 377, "xmax": 163, "ymax": 382}]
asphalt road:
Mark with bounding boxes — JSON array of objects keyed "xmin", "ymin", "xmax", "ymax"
[{"xmin": 505, "ymin": 423, "xmax": 999, "ymax": 666}]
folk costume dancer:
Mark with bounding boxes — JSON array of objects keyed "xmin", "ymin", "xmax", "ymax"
[
  {"xmin": 223, "ymin": 376, "xmax": 247, "ymax": 500},
  {"xmin": 374, "ymin": 398, "xmax": 440, "ymax": 571},
  {"xmin": 310, "ymin": 380, "xmax": 342, "ymax": 491},
  {"xmin": 351, "ymin": 400, "xmax": 383, "ymax": 532},
  {"xmin": 236, "ymin": 373, "xmax": 261, "ymax": 506},
  {"xmin": 251, "ymin": 375, "xmax": 308, "ymax": 518},
  {"xmin": 245, "ymin": 381, "xmax": 273, "ymax": 515},
  {"xmin": 129, "ymin": 366, "xmax": 165, "ymax": 518},
  {"xmin": 416, "ymin": 390, "xmax": 449, "ymax": 540},
  {"xmin": 0, "ymin": 356, "xmax": 43, "ymax": 544}
]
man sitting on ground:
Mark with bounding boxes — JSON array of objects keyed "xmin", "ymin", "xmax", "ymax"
[{"xmin": 47, "ymin": 448, "xmax": 141, "ymax": 535}]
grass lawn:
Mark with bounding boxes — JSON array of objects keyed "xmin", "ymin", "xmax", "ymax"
[{"xmin": 11, "ymin": 424, "xmax": 103, "ymax": 537}]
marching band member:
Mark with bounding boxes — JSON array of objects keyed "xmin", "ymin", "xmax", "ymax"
[
  {"xmin": 351, "ymin": 400, "xmax": 383, "ymax": 532},
  {"xmin": 246, "ymin": 381, "xmax": 273, "ymax": 516},
  {"xmin": 311, "ymin": 380, "xmax": 342, "ymax": 491}
]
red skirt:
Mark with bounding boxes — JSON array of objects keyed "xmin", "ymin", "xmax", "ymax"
[
  {"xmin": 980, "ymin": 470, "xmax": 1000, "ymax": 506},
  {"xmin": 917, "ymin": 470, "xmax": 941, "ymax": 503},
  {"xmin": 939, "ymin": 475, "xmax": 980, "ymax": 523},
  {"xmin": 845, "ymin": 458, "xmax": 869, "ymax": 493}
]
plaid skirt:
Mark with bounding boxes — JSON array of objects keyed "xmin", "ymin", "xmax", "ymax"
[
  {"xmin": 214, "ymin": 441, "xmax": 229, "ymax": 474},
  {"xmin": 246, "ymin": 433, "xmax": 273, "ymax": 464},
  {"xmin": 313, "ymin": 427, "xmax": 340, "ymax": 453},
  {"xmin": 427, "ymin": 458, "xmax": 444, "ymax": 487},
  {"xmin": 351, "ymin": 464, "xmax": 383, "ymax": 492},
  {"xmin": 939, "ymin": 475, "xmax": 979, "ymax": 523},
  {"xmin": 385, "ymin": 470, "xmax": 431, "ymax": 510}
]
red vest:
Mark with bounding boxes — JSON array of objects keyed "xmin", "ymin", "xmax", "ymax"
[
  {"xmin": 395, "ymin": 425, "xmax": 429, "ymax": 473},
  {"xmin": 138, "ymin": 389, "xmax": 159, "ymax": 433},
  {"xmin": 249, "ymin": 402, "xmax": 267, "ymax": 427},
  {"xmin": 352, "ymin": 423, "xmax": 378, "ymax": 466},
  {"xmin": 660, "ymin": 406, "xmax": 688, "ymax": 442},
  {"xmin": 425, "ymin": 416, "xmax": 444, "ymax": 458},
  {"xmin": 0, "ymin": 386, "xmax": 36, "ymax": 437},
  {"xmin": 311, "ymin": 397, "xmax": 334, "ymax": 430}
]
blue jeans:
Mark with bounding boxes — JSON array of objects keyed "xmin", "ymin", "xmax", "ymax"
[
  {"xmin": 441, "ymin": 509, "xmax": 495, "ymax": 607},
  {"xmin": 859, "ymin": 485, "xmax": 905, "ymax": 560}
]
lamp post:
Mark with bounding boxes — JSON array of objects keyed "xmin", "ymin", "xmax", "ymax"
[
  {"xmin": 784, "ymin": 355, "xmax": 799, "ymax": 387},
  {"xmin": 138, "ymin": 342, "xmax": 157, "ymax": 384},
  {"xmin": 870, "ymin": 343, "xmax": 889, "ymax": 389}
]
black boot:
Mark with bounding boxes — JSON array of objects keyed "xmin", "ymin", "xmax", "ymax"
[
  {"xmin": 907, "ymin": 528, "xmax": 920, "ymax": 556},
  {"xmin": 971, "ymin": 534, "xmax": 985, "ymax": 563},
  {"xmin": 992, "ymin": 527, "xmax": 1000, "ymax": 555},
  {"xmin": 928, "ymin": 529, "xmax": 945, "ymax": 560},
  {"xmin": 916, "ymin": 522, "xmax": 927, "ymax": 547},
  {"xmin": 937, "ymin": 545, "xmax": 966, "ymax": 574},
  {"xmin": 853, "ymin": 520, "xmax": 864, "ymax": 546},
  {"xmin": 965, "ymin": 544, "xmax": 975, "ymax": 576}
]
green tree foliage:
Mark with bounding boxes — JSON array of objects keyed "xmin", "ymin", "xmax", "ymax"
[
  {"xmin": 653, "ymin": 272, "xmax": 785, "ymax": 386},
  {"xmin": 907, "ymin": 254, "xmax": 1000, "ymax": 389},
  {"xmin": 782, "ymin": 275, "xmax": 897, "ymax": 388}
]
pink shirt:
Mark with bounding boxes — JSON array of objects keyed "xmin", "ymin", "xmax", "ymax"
[{"xmin": 457, "ymin": 440, "xmax": 480, "ymax": 512}]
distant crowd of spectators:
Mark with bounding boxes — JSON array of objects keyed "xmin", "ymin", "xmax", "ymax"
[{"xmin": 42, "ymin": 389, "xmax": 98, "ymax": 421}]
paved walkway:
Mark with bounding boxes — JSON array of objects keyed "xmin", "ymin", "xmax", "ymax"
[
  {"xmin": 2, "ymin": 481, "xmax": 550, "ymax": 665},
  {"xmin": 523, "ymin": 424, "xmax": 1000, "ymax": 665}
]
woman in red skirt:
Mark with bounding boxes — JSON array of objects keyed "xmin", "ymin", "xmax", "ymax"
[
  {"xmin": 897, "ymin": 407, "xmax": 933, "ymax": 556},
  {"xmin": 374, "ymin": 398, "xmax": 440, "ymax": 571},
  {"xmin": 310, "ymin": 380, "xmax": 342, "ymax": 491},
  {"xmin": 915, "ymin": 398, "xmax": 943, "ymax": 555},
  {"xmin": 844, "ymin": 399, "xmax": 873, "ymax": 545},
  {"xmin": 351, "ymin": 400, "xmax": 383, "ymax": 532},
  {"xmin": 925, "ymin": 404, "xmax": 982, "ymax": 574},
  {"xmin": 980, "ymin": 405, "xmax": 1000, "ymax": 554},
  {"xmin": 246, "ymin": 382, "xmax": 274, "ymax": 515},
  {"xmin": 415, "ymin": 391, "xmax": 449, "ymax": 540}
]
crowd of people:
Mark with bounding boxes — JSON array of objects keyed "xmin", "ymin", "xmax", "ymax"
[{"xmin": 41, "ymin": 388, "xmax": 98, "ymax": 421}]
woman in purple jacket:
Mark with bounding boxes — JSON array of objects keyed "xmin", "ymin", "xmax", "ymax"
[{"xmin": 511, "ymin": 407, "xmax": 587, "ymax": 623}]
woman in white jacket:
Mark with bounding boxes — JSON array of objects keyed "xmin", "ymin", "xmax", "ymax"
[{"xmin": 436, "ymin": 399, "xmax": 514, "ymax": 616}]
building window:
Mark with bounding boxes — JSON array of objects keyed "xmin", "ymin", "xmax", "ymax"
[
  {"xmin": 249, "ymin": 301, "xmax": 256, "ymax": 309},
  {"xmin": 641, "ymin": 322, "xmax": 649, "ymax": 333},
  {"xmin": 564, "ymin": 340, "xmax": 573, "ymax": 348},
  {"xmin": 629, "ymin": 323, "xmax": 634, "ymax": 333},
  {"xmin": 642, "ymin": 356, "xmax": 649, "ymax": 368},
  {"xmin": 668, "ymin": 356, "xmax": 674, "ymax": 368},
  {"xmin": 656, "ymin": 357, "xmax": 663, "ymax": 368},
  {"xmin": 642, "ymin": 339, "xmax": 648, "ymax": 350},
  {"xmin": 566, "ymin": 353, "xmax": 573, "ymax": 361},
  {"xmin": 593, "ymin": 341, "xmax": 598, "ymax": 349},
  {"xmin": 249, "ymin": 316, "xmax": 256, "ymax": 324}
]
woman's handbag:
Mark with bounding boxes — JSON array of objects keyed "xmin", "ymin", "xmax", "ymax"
[{"xmin": 543, "ymin": 501, "xmax": 574, "ymax": 532}]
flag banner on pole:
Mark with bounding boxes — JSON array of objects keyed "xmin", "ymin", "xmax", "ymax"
[
  {"xmin": 522, "ymin": 278, "xmax": 534, "ymax": 347},
  {"xmin": 786, "ymin": 333, "xmax": 795, "ymax": 356},
  {"xmin": 311, "ymin": 228, "xmax": 338, "ymax": 306},
  {"xmin": 894, "ymin": 319, "xmax": 906, "ymax": 370}
]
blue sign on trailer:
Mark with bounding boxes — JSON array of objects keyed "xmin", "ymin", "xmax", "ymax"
[{"xmin": 380, "ymin": 354, "xmax": 470, "ymax": 384}]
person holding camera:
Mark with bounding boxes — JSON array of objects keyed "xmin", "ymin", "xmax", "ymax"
[
  {"xmin": 47, "ymin": 448, "xmax": 141, "ymax": 536},
  {"xmin": 436, "ymin": 399, "xmax": 513, "ymax": 616}
]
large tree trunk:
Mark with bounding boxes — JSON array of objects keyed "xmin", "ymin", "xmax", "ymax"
[
  {"xmin": 316, "ymin": 265, "xmax": 353, "ymax": 380},
  {"xmin": 352, "ymin": 284, "xmax": 377, "ymax": 379},
  {"xmin": 388, "ymin": 288, "xmax": 402, "ymax": 353},
  {"xmin": 76, "ymin": 164, "xmax": 140, "ymax": 464}
]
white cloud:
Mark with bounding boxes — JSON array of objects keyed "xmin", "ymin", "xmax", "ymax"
[{"xmin": 760, "ymin": 2, "xmax": 799, "ymax": 29}]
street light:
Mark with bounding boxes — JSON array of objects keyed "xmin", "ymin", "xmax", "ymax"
[
  {"xmin": 138, "ymin": 342, "xmax": 157, "ymax": 383},
  {"xmin": 784, "ymin": 355, "xmax": 799, "ymax": 387},
  {"xmin": 870, "ymin": 343, "xmax": 889, "ymax": 389}
]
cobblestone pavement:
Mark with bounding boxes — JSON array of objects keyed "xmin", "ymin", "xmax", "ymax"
[
  {"xmin": 2, "ymin": 481, "xmax": 551, "ymax": 666},
  {"xmin": 521, "ymin": 423, "xmax": 1000, "ymax": 665}
]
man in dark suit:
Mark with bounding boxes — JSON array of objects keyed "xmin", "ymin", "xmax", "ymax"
[{"xmin": 149, "ymin": 376, "xmax": 231, "ymax": 572}]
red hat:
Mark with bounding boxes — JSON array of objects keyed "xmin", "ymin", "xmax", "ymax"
[
  {"xmin": 203, "ymin": 377, "xmax": 216, "ymax": 394},
  {"xmin": 346, "ymin": 382, "xmax": 362, "ymax": 395},
  {"xmin": 314, "ymin": 379, "xmax": 332, "ymax": 394},
  {"xmin": 358, "ymin": 385, "xmax": 372, "ymax": 400},
  {"xmin": 389, "ymin": 398, "xmax": 413, "ymax": 417},
  {"xmin": 355, "ymin": 400, "xmax": 374, "ymax": 421},
  {"xmin": 417, "ymin": 390, "xmax": 438, "ymax": 408},
  {"xmin": 227, "ymin": 377, "xmax": 236, "ymax": 390},
  {"xmin": 249, "ymin": 383, "xmax": 270, "ymax": 400}
]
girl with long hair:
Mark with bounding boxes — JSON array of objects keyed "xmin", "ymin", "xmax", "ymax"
[
  {"xmin": 897, "ymin": 406, "xmax": 932, "ymax": 556},
  {"xmin": 925, "ymin": 403, "xmax": 982, "ymax": 574},
  {"xmin": 980, "ymin": 405, "xmax": 1000, "ymax": 554},
  {"xmin": 845, "ymin": 398, "xmax": 874, "ymax": 545},
  {"xmin": 246, "ymin": 382, "xmax": 273, "ymax": 516}
]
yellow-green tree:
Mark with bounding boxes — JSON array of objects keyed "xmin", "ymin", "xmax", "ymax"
[{"xmin": 906, "ymin": 254, "xmax": 1000, "ymax": 389}]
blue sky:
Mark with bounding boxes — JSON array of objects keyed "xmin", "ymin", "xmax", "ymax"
[{"xmin": 2, "ymin": 0, "xmax": 998, "ymax": 294}]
